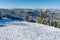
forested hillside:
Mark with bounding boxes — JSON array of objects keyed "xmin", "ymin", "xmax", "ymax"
[{"xmin": 0, "ymin": 9, "xmax": 60, "ymax": 28}]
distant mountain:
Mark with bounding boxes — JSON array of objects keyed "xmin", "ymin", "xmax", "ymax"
[{"xmin": 0, "ymin": 8, "xmax": 60, "ymax": 23}]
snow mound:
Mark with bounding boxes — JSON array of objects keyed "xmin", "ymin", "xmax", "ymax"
[{"xmin": 0, "ymin": 21, "xmax": 60, "ymax": 40}]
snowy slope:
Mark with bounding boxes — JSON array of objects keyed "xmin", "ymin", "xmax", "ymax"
[{"xmin": 0, "ymin": 21, "xmax": 60, "ymax": 40}]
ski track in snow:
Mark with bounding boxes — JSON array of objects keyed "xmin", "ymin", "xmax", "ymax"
[{"xmin": 0, "ymin": 21, "xmax": 60, "ymax": 40}]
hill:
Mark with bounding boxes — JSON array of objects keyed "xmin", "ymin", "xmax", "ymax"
[{"xmin": 0, "ymin": 21, "xmax": 60, "ymax": 40}]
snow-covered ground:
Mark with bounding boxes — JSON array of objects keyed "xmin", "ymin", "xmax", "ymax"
[{"xmin": 0, "ymin": 18, "xmax": 60, "ymax": 40}]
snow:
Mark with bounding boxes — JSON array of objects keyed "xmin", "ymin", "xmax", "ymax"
[{"xmin": 0, "ymin": 19, "xmax": 60, "ymax": 40}]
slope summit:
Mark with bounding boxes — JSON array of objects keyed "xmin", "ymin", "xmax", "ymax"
[{"xmin": 0, "ymin": 21, "xmax": 60, "ymax": 40}]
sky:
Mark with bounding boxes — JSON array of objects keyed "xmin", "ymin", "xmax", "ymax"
[{"xmin": 0, "ymin": 0, "xmax": 60, "ymax": 9}]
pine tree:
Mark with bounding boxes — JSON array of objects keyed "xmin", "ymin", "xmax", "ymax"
[
  {"xmin": 36, "ymin": 10, "xmax": 48, "ymax": 24},
  {"xmin": 22, "ymin": 14, "xmax": 29, "ymax": 21},
  {"xmin": 51, "ymin": 21, "xmax": 58, "ymax": 27}
]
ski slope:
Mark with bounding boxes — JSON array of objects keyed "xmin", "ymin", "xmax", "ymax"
[{"xmin": 0, "ymin": 20, "xmax": 60, "ymax": 40}]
